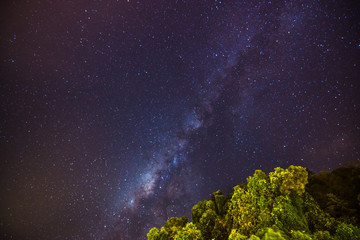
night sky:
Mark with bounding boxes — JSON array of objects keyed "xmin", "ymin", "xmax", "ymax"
[{"xmin": 1, "ymin": 0, "xmax": 359, "ymax": 239}]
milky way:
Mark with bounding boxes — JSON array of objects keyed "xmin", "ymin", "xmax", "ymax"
[{"xmin": 1, "ymin": 0, "xmax": 359, "ymax": 239}]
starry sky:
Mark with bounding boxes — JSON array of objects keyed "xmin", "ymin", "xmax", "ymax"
[{"xmin": 0, "ymin": 0, "xmax": 359, "ymax": 239}]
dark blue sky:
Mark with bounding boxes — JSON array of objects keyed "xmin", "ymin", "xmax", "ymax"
[{"xmin": 1, "ymin": 0, "xmax": 359, "ymax": 239}]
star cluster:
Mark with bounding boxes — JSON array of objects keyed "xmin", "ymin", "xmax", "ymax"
[{"xmin": 0, "ymin": 0, "xmax": 359, "ymax": 239}]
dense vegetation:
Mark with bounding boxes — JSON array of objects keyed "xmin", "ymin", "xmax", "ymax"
[{"xmin": 147, "ymin": 165, "xmax": 360, "ymax": 240}]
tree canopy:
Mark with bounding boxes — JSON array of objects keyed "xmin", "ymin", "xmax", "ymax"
[{"xmin": 147, "ymin": 165, "xmax": 360, "ymax": 240}]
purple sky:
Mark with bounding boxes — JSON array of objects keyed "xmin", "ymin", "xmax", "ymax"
[{"xmin": 1, "ymin": 0, "xmax": 359, "ymax": 239}]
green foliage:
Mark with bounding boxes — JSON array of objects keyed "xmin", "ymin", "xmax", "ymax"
[
  {"xmin": 148, "ymin": 216, "xmax": 188, "ymax": 240},
  {"xmin": 269, "ymin": 165, "xmax": 308, "ymax": 196},
  {"xmin": 191, "ymin": 201, "xmax": 206, "ymax": 225},
  {"xmin": 248, "ymin": 235, "xmax": 261, "ymax": 240},
  {"xmin": 229, "ymin": 166, "xmax": 310, "ymax": 236},
  {"xmin": 290, "ymin": 230, "xmax": 312, "ymax": 240},
  {"xmin": 228, "ymin": 229, "xmax": 247, "ymax": 240},
  {"xmin": 147, "ymin": 165, "xmax": 360, "ymax": 240},
  {"xmin": 313, "ymin": 231, "xmax": 333, "ymax": 240},
  {"xmin": 212, "ymin": 218, "xmax": 229, "ymax": 240},
  {"xmin": 272, "ymin": 194, "xmax": 309, "ymax": 232},
  {"xmin": 147, "ymin": 227, "xmax": 161, "ymax": 240},
  {"xmin": 263, "ymin": 228, "xmax": 286, "ymax": 240},
  {"xmin": 163, "ymin": 216, "xmax": 188, "ymax": 235},
  {"xmin": 191, "ymin": 200, "xmax": 216, "ymax": 239},
  {"xmin": 306, "ymin": 165, "xmax": 360, "ymax": 225},
  {"xmin": 229, "ymin": 169, "xmax": 273, "ymax": 235},
  {"xmin": 192, "ymin": 200, "xmax": 215, "ymax": 225},
  {"xmin": 191, "ymin": 196, "xmax": 231, "ymax": 239},
  {"xmin": 334, "ymin": 223, "xmax": 360, "ymax": 240},
  {"xmin": 174, "ymin": 222, "xmax": 203, "ymax": 240},
  {"xmin": 212, "ymin": 190, "xmax": 226, "ymax": 216},
  {"xmin": 198, "ymin": 209, "xmax": 217, "ymax": 239}
]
